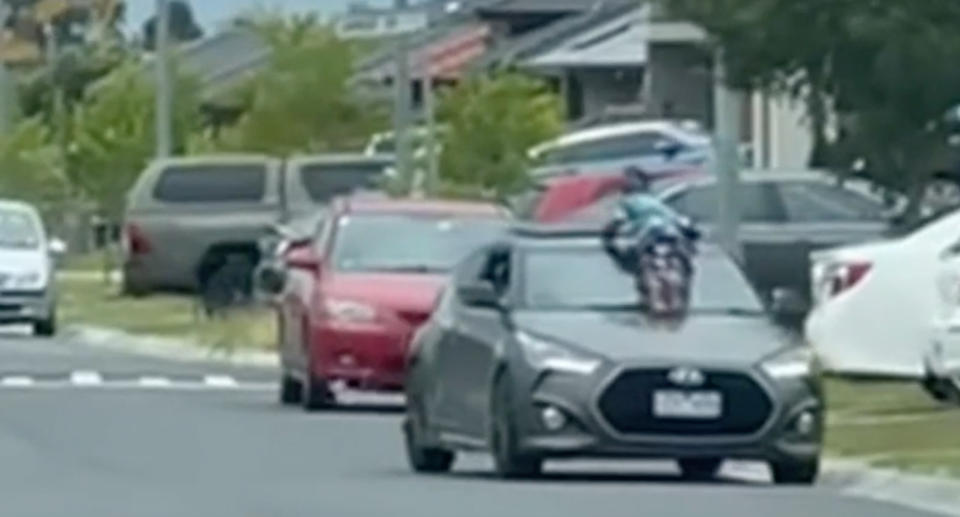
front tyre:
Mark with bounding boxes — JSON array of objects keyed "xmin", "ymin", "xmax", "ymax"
[
  {"xmin": 678, "ymin": 457, "xmax": 723, "ymax": 481},
  {"xmin": 33, "ymin": 307, "xmax": 57, "ymax": 337},
  {"xmin": 301, "ymin": 373, "xmax": 334, "ymax": 412},
  {"xmin": 770, "ymin": 457, "xmax": 820, "ymax": 485},
  {"xmin": 403, "ymin": 403, "xmax": 455, "ymax": 474},
  {"xmin": 490, "ymin": 373, "xmax": 543, "ymax": 479}
]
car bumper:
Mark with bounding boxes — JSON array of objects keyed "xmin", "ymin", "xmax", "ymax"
[
  {"xmin": 510, "ymin": 366, "xmax": 823, "ymax": 463},
  {"xmin": 0, "ymin": 290, "xmax": 54, "ymax": 323},
  {"xmin": 310, "ymin": 321, "xmax": 413, "ymax": 391},
  {"xmin": 927, "ymin": 323, "xmax": 960, "ymax": 379}
]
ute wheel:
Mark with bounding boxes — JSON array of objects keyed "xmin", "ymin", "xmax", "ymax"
[
  {"xmin": 490, "ymin": 373, "xmax": 542, "ymax": 479},
  {"xmin": 200, "ymin": 256, "xmax": 254, "ymax": 316},
  {"xmin": 403, "ymin": 403, "xmax": 455, "ymax": 474},
  {"xmin": 33, "ymin": 307, "xmax": 57, "ymax": 337},
  {"xmin": 279, "ymin": 373, "xmax": 302, "ymax": 405},
  {"xmin": 678, "ymin": 458, "xmax": 723, "ymax": 481},
  {"xmin": 302, "ymin": 373, "xmax": 334, "ymax": 412},
  {"xmin": 770, "ymin": 458, "xmax": 820, "ymax": 485}
]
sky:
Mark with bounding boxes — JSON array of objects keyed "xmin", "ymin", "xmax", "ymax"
[{"xmin": 121, "ymin": 0, "xmax": 392, "ymax": 34}]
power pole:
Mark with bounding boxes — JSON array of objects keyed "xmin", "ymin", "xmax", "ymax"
[
  {"xmin": 423, "ymin": 67, "xmax": 438, "ymax": 196},
  {"xmin": 713, "ymin": 49, "xmax": 744, "ymax": 262},
  {"xmin": 155, "ymin": 0, "xmax": 173, "ymax": 158},
  {"xmin": 393, "ymin": 0, "xmax": 414, "ymax": 194}
]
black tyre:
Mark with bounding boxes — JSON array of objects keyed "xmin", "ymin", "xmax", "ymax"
[
  {"xmin": 403, "ymin": 403, "xmax": 455, "ymax": 474},
  {"xmin": 201, "ymin": 256, "xmax": 254, "ymax": 316},
  {"xmin": 33, "ymin": 308, "xmax": 57, "ymax": 337},
  {"xmin": 280, "ymin": 373, "xmax": 302, "ymax": 405},
  {"xmin": 302, "ymin": 374, "xmax": 334, "ymax": 412},
  {"xmin": 678, "ymin": 458, "xmax": 723, "ymax": 481},
  {"xmin": 490, "ymin": 373, "xmax": 542, "ymax": 479},
  {"xmin": 770, "ymin": 458, "xmax": 820, "ymax": 485}
]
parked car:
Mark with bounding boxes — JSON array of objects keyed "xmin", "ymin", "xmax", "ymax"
[
  {"xmin": 122, "ymin": 154, "xmax": 394, "ymax": 299},
  {"xmin": 0, "ymin": 200, "xmax": 66, "ymax": 336},
  {"xmin": 263, "ymin": 197, "xmax": 510, "ymax": 410},
  {"xmin": 527, "ymin": 120, "xmax": 712, "ymax": 179},
  {"xmin": 557, "ymin": 170, "xmax": 895, "ymax": 312},
  {"xmin": 403, "ymin": 225, "xmax": 822, "ymax": 483},
  {"xmin": 806, "ymin": 207, "xmax": 960, "ymax": 379}
]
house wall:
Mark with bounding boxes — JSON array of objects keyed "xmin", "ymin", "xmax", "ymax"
[
  {"xmin": 750, "ymin": 92, "xmax": 813, "ymax": 169},
  {"xmin": 646, "ymin": 43, "xmax": 712, "ymax": 125},
  {"xmin": 567, "ymin": 67, "xmax": 643, "ymax": 119}
]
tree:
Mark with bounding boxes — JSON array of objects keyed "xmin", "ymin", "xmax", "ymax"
[
  {"xmin": 437, "ymin": 73, "xmax": 563, "ymax": 199},
  {"xmin": 0, "ymin": 117, "xmax": 70, "ymax": 209},
  {"xmin": 68, "ymin": 60, "xmax": 200, "ymax": 219},
  {"xmin": 208, "ymin": 15, "xmax": 387, "ymax": 155},
  {"xmin": 662, "ymin": 0, "xmax": 960, "ymax": 216}
]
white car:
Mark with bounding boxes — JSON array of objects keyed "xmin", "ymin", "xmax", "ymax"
[
  {"xmin": 927, "ymin": 246, "xmax": 960, "ymax": 402},
  {"xmin": 0, "ymin": 200, "xmax": 65, "ymax": 336},
  {"xmin": 528, "ymin": 120, "xmax": 713, "ymax": 179},
  {"xmin": 805, "ymin": 209, "xmax": 960, "ymax": 378}
]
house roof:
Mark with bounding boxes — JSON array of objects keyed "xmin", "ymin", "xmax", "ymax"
[
  {"xmin": 523, "ymin": 6, "xmax": 647, "ymax": 69},
  {"xmin": 474, "ymin": 0, "xmax": 635, "ymax": 70}
]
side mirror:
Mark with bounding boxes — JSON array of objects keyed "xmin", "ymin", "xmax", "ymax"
[
  {"xmin": 770, "ymin": 287, "xmax": 809, "ymax": 327},
  {"xmin": 457, "ymin": 282, "xmax": 501, "ymax": 309},
  {"xmin": 285, "ymin": 245, "xmax": 322, "ymax": 272},
  {"xmin": 48, "ymin": 238, "xmax": 67, "ymax": 255}
]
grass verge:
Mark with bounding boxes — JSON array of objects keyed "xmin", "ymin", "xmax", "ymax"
[
  {"xmin": 58, "ymin": 275, "xmax": 275, "ymax": 353},
  {"xmin": 825, "ymin": 378, "xmax": 960, "ymax": 477}
]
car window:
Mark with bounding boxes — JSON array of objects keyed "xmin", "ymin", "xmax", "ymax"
[
  {"xmin": 779, "ymin": 181, "xmax": 886, "ymax": 222},
  {"xmin": 299, "ymin": 162, "xmax": 389, "ymax": 204},
  {"xmin": 665, "ymin": 183, "xmax": 784, "ymax": 224},
  {"xmin": 330, "ymin": 214, "xmax": 507, "ymax": 274},
  {"xmin": 153, "ymin": 164, "xmax": 266, "ymax": 203},
  {"xmin": 0, "ymin": 207, "xmax": 41, "ymax": 249},
  {"xmin": 542, "ymin": 132, "xmax": 666, "ymax": 165},
  {"xmin": 521, "ymin": 246, "xmax": 763, "ymax": 313},
  {"xmin": 480, "ymin": 248, "xmax": 512, "ymax": 295}
]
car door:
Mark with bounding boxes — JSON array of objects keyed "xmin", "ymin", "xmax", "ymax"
[
  {"xmin": 438, "ymin": 245, "xmax": 514, "ymax": 439},
  {"xmin": 280, "ymin": 219, "xmax": 331, "ymax": 374},
  {"xmin": 663, "ymin": 182, "xmax": 788, "ymax": 300}
]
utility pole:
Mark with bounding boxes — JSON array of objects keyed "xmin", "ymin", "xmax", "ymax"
[
  {"xmin": 155, "ymin": 0, "xmax": 173, "ymax": 158},
  {"xmin": 423, "ymin": 65, "xmax": 438, "ymax": 196},
  {"xmin": 393, "ymin": 0, "xmax": 414, "ymax": 194},
  {"xmin": 44, "ymin": 23, "xmax": 67, "ymax": 161},
  {"xmin": 713, "ymin": 49, "xmax": 744, "ymax": 262}
]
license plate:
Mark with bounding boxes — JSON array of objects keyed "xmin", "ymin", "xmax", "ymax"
[{"xmin": 653, "ymin": 390, "xmax": 722, "ymax": 419}]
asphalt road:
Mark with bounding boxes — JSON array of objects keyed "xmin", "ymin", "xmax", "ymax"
[{"xmin": 0, "ymin": 329, "xmax": 944, "ymax": 517}]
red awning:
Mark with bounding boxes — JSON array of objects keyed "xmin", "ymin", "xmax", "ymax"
[{"xmin": 362, "ymin": 23, "xmax": 491, "ymax": 82}]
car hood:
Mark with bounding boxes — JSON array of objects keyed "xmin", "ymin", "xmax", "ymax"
[
  {"xmin": 513, "ymin": 311, "xmax": 791, "ymax": 364},
  {"xmin": 0, "ymin": 247, "xmax": 48, "ymax": 273},
  {"xmin": 324, "ymin": 273, "xmax": 447, "ymax": 314}
]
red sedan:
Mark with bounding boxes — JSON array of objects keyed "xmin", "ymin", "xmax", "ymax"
[{"xmin": 276, "ymin": 197, "xmax": 509, "ymax": 410}]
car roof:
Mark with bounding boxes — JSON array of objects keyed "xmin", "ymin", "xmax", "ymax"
[
  {"xmin": 148, "ymin": 154, "xmax": 277, "ymax": 167},
  {"xmin": 287, "ymin": 153, "xmax": 395, "ymax": 168},
  {"xmin": 507, "ymin": 222, "xmax": 731, "ymax": 256},
  {"xmin": 0, "ymin": 199, "xmax": 39, "ymax": 213},
  {"xmin": 532, "ymin": 120, "xmax": 709, "ymax": 153},
  {"xmin": 337, "ymin": 197, "xmax": 509, "ymax": 217}
]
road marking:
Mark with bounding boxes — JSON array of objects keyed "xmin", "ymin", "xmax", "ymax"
[
  {"xmin": 203, "ymin": 375, "xmax": 238, "ymax": 388},
  {"xmin": 138, "ymin": 376, "xmax": 173, "ymax": 388},
  {"xmin": 1, "ymin": 376, "xmax": 34, "ymax": 387},
  {"xmin": 70, "ymin": 370, "xmax": 103, "ymax": 386}
]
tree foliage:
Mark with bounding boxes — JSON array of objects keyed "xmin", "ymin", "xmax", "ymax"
[
  {"xmin": 662, "ymin": 0, "xmax": 960, "ymax": 201},
  {"xmin": 0, "ymin": 117, "xmax": 70, "ymax": 209},
  {"xmin": 438, "ymin": 73, "xmax": 563, "ymax": 198},
  {"xmin": 209, "ymin": 15, "xmax": 388, "ymax": 155},
  {"xmin": 68, "ymin": 61, "xmax": 200, "ymax": 218}
]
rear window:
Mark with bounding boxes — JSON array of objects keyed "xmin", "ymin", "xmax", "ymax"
[
  {"xmin": 778, "ymin": 181, "xmax": 886, "ymax": 222},
  {"xmin": 299, "ymin": 162, "xmax": 390, "ymax": 203},
  {"xmin": 153, "ymin": 165, "xmax": 266, "ymax": 203}
]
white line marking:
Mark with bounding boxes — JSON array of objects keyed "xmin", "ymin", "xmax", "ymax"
[
  {"xmin": 1, "ymin": 376, "xmax": 34, "ymax": 387},
  {"xmin": 203, "ymin": 375, "xmax": 239, "ymax": 388},
  {"xmin": 70, "ymin": 371, "xmax": 103, "ymax": 386},
  {"xmin": 138, "ymin": 376, "xmax": 173, "ymax": 388}
]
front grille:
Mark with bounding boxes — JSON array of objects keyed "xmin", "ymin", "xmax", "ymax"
[{"xmin": 596, "ymin": 368, "xmax": 774, "ymax": 436}]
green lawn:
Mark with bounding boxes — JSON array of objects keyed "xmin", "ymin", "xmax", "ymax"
[
  {"xmin": 58, "ymin": 275, "xmax": 276, "ymax": 353},
  {"xmin": 825, "ymin": 378, "xmax": 960, "ymax": 477}
]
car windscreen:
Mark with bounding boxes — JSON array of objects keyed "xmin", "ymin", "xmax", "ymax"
[
  {"xmin": 0, "ymin": 208, "xmax": 41, "ymax": 249},
  {"xmin": 299, "ymin": 162, "xmax": 390, "ymax": 204},
  {"xmin": 521, "ymin": 246, "xmax": 764, "ymax": 313},
  {"xmin": 153, "ymin": 164, "xmax": 266, "ymax": 203},
  {"xmin": 331, "ymin": 214, "xmax": 507, "ymax": 274}
]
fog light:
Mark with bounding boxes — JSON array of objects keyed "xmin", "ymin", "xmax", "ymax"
[
  {"xmin": 541, "ymin": 405, "xmax": 566, "ymax": 431},
  {"xmin": 795, "ymin": 411, "xmax": 815, "ymax": 435}
]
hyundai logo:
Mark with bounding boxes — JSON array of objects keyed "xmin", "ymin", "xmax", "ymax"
[{"xmin": 667, "ymin": 367, "xmax": 706, "ymax": 387}]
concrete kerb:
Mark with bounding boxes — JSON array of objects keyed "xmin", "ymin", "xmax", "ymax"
[
  {"xmin": 65, "ymin": 325, "xmax": 278, "ymax": 368},
  {"xmin": 67, "ymin": 325, "xmax": 960, "ymax": 516}
]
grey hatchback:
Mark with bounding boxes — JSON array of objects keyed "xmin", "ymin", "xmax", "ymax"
[{"xmin": 403, "ymin": 226, "xmax": 823, "ymax": 484}]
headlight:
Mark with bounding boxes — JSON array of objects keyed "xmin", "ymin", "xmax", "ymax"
[
  {"xmin": 762, "ymin": 346, "xmax": 819, "ymax": 379},
  {"xmin": 11, "ymin": 271, "xmax": 44, "ymax": 289},
  {"xmin": 516, "ymin": 331, "xmax": 601, "ymax": 375},
  {"xmin": 324, "ymin": 299, "xmax": 378, "ymax": 323}
]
